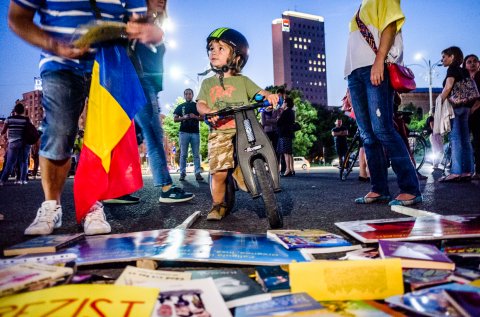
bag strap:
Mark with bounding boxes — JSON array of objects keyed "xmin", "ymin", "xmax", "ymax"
[
  {"xmin": 355, "ymin": 7, "xmax": 378, "ymax": 54},
  {"xmin": 89, "ymin": 0, "xmax": 102, "ymax": 19}
]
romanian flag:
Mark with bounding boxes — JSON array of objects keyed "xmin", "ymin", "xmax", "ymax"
[{"xmin": 74, "ymin": 45, "xmax": 146, "ymax": 222}]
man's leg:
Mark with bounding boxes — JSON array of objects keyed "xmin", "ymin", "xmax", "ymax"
[
  {"xmin": 191, "ymin": 133, "xmax": 203, "ymax": 180},
  {"xmin": 179, "ymin": 132, "xmax": 188, "ymax": 180},
  {"xmin": 40, "ymin": 156, "xmax": 70, "ymax": 202}
]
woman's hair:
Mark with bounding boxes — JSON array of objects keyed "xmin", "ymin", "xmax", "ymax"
[
  {"xmin": 284, "ymin": 97, "xmax": 294, "ymax": 108},
  {"xmin": 462, "ymin": 54, "xmax": 479, "ymax": 68},
  {"xmin": 441, "ymin": 46, "xmax": 464, "ymax": 67}
]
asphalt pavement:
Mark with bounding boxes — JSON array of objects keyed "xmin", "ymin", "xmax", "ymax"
[{"xmin": 1, "ymin": 166, "xmax": 479, "ymax": 253}]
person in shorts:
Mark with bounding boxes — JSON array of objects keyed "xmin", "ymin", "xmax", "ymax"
[{"xmin": 196, "ymin": 27, "xmax": 279, "ymax": 220}]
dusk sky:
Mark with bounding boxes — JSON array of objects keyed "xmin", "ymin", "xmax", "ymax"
[{"xmin": 0, "ymin": 0, "xmax": 479, "ymax": 117}]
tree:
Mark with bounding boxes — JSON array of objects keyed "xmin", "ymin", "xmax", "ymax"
[{"xmin": 289, "ymin": 91, "xmax": 318, "ymax": 157}]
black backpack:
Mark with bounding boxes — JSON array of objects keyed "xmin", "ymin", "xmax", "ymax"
[{"xmin": 23, "ymin": 119, "xmax": 40, "ymax": 145}]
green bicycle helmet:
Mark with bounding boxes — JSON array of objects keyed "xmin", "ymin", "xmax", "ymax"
[{"xmin": 206, "ymin": 27, "xmax": 249, "ymax": 70}]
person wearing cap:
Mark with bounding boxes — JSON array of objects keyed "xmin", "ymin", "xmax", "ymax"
[{"xmin": 196, "ymin": 27, "xmax": 279, "ymax": 221}]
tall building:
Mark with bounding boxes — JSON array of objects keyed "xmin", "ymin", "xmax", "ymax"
[
  {"xmin": 272, "ymin": 11, "xmax": 327, "ymax": 106},
  {"xmin": 19, "ymin": 90, "xmax": 43, "ymax": 128}
]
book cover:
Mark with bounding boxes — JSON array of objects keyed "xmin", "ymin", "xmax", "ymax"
[
  {"xmin": 341, "ymin": 247, "xmax": 380, "ymax": 260},
  {"xmin": 386, "ymin": 283, "xmax": 480, "ymax": 317},
  {"xmin": 0, "ymin": 284, "xmax": 158, "ymax": 316},
  {"xmin": 320, "ymin": 300, "xmax": 393, "ymax": 317},
  {"xmin": 267, "ymin": 229, "xmax": 351, "ymax": 249},
  {"xmin": 115, "ymin": 265, "xmax": 191, "ymax": 286},
  {"xmin": 0, "ymin": 262, "xmax": 73, "ymax": 297},
  {"xmin": 335, "ymin": 214, "xmax": 480, "ymax": 243},
  {"xmin": 443, "ymin": 289, "xmax": 480, "ymax": 317},
  {"xmin": 150, "ymin": 278, "xmax": 232, "ymax": 317},
  {"xmin": 290, "ymin": 259, "xmax": 404, "ymax": 301},
  {"xmin": 62, "ymin": 229, "xmax": 307, "ymax": 266},
  {"xmin": 378, "ymin": 240, "xmax": 455, "ymax": 270},
  {"xmin": 402, "ymin": 268, "xmax": 452, "ymax": 291},
  {"xmin": 441, "ymin": 239, "xmax": 480, "ymax": 256},
  {"xmin": 301, "ymin": 244, "xmax": 362, "ymax": 261},
  {"xmin": 191, "ymin": 269, "xmax": 271, "ymax": 308},
  {"xmin": 448, "ymin": 267, "xmax": 480, "ymax": 284},
  {"xmin": 234, "ymin": 292, "xmax": 326, "ymax": 317},
  {"xmin": 3, "ymin": 233, "xmax": 85, "ymax": 256},
  {"xmin": 255, "ymin": 265, "xmax": 290, "ymax": 293},
  {"xmin": 0, "ymin": 253, "xmax": 77, "ymax": 269}
]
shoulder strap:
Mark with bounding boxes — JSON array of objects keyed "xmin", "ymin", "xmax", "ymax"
[
  {"xmin": 355, "ymin": 7, "xmax": 378, "ymax": 54},
  {"xmin": 89, "ymin": 0, "xmax": 102, "ymax": 19}
]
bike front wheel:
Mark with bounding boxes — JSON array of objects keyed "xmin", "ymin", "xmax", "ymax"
[
  {"xmin": 253, "ymin": 158, "xmax": 283, "ymax": 229},
  {"xmin": 340, "ymin": 134, "xmax": 361, "ymax": 181},
  {"xmin": 408, "ymin": 133, "xmax": 427, "ymax": 171}
]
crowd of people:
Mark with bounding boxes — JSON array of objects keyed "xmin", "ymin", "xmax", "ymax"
[{"xmin": 1, "ymin": 0, "xmax": 479, "ymax": 234}]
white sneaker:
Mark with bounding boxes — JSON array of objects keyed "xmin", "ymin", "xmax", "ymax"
[
  {"xmin": 83, "ymin": 202, "xmax": 111, "ymax": 235},
  {"xmin": 24, "ymin": 200, "xmax": 62, "ymax": 235}
]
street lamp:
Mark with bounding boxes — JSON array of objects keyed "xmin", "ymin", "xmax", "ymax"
[{"xmin": 411, "ymin": 54, "xmax": 442, "ymax": 112}]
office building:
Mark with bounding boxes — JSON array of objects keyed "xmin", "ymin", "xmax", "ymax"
[{"xmin": 272, "ymin": 11, "xmax": 327, "ymax": 105}]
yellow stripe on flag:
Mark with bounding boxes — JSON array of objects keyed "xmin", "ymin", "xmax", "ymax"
[{"xmin": 84, "ymin": 61, "xmax": 132, "ymax": 173}]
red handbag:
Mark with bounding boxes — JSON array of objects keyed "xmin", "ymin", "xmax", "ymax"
[
  {"xmin": 386, "ymin": 62, "xmax": 416, "ymax": 93},
  {"xmin": 356, "ymin": 9, "xmax": 416, "ymax": 93}
]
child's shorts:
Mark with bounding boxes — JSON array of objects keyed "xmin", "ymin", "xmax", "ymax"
[{"xmin": 208, "ymin": 131, "xmax": 236, "ymax": 173}]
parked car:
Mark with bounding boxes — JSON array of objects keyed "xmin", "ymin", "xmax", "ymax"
[{"xmin": 293, "ymin": 157, "xmax": 310, "ymax": 170}]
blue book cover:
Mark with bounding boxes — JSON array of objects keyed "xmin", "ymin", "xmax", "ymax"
[
  {"xmin": 386, "ymin": 283, "xmax": 480, "ymax": 317},
  {"xmin": 234, "ymin": 293, "xmax": 325, "ymax": 317},
  {"xmin": 267, "ymin": 229, "xmax": 351, "ymax": 249},
  {"xmin": 62, "ymin": 229, "xmax": 308, "ymax": 266}
]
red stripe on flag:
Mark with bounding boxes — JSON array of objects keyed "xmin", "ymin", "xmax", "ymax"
[{"xmin": 74, "ymin": 122, "xmax": 143, "ymax": 222}]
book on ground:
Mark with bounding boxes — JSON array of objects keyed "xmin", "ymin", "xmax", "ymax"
[
  {"xmin": 290, "ymin": 259, "xmax": 404, "ymax": 301},
  {"xmin": 234, "ymin": 292, "xmax": 326, "ymax": 317},
  {"xmin": 441, "ymin": 239, "xmax": 480, "ymax": 257},
  {"xmin": 255, "ymin": 265, "xmax": 290, "ymax": 293},
  {"xmin": 0, "ymin": 262, "xmax": 73, "ymax": 297},
  {"xmin": 386, "ymin": 283, "xmax": 480, "ymax": 317},
  {"xmin": 300, "ymin": 244, "xmax": 362, "ymax": 261},
  {"xmin": 378, "ymin": 240, "xmax": 455, "ymax": 270},
  {"xmin": 3, "ymin": 233, "xmax": 84, "ymax": 256},
  {"xmin": 341, "ymin": 247, "xmax": 380, "ymax": 260},
  {"xmin": 150, "ymin": 278, "xmax": 232, "ymax": 317},
  {"xmin": 191, "ymin": 269, "xmax": 271, "ymax": 308},
  {"xmin": 62, "ymin": 229, "xmax": 307, "ymax": 266},
  {"xmin": 335, "ymin": 214, "xmax": 480, "ymax": 243},
  {"xmin": 115, "ymin": 265, "xmax": 191, "ymax": 286},
  {"xmin": 320, "ymin": 300, "xmax": 397, "ymax": 317},
  {"xmin": 267, "ymin": 229, "xmax": 351, "ymax": 249},
  {"xmin": 443, "ymin": 289, "xmax": 480, "ymax": 317},
  {"xmin": 402, "ymin": 268, "xmax": 452, "ymax": 291},
  {"xmin": 0, "ymin": 253, "xmax": 77, "ymax": 269},
  {"xmin": 0, "ymin": 284, "xmax": 158, "ymax": 316}
]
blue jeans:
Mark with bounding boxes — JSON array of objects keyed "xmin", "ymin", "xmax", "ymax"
[
  {"xmin": 348, "ymin": 66, "xmax": 420, "ymax": 197},
  {"xmin": 1, "ymin": 140, "xmax": 29, "ymax": 182},
  {"xmin": 40, "ymin": 70, "xmax": 90, "ymax": 160},
  {"xmin": 450, "ymin": 107, "xmax": 474, "ymax": 174},
  {"xmin": 179, "ymin": 132, "xmax": 201, "ymax": 174},
  {"xmin": 135, "ymin": 76, "xmax": 172, "ymax": 187}
]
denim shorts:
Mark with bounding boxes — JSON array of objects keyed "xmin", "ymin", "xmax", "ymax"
[{"xmin": 39, "ymin": 70, "xmax": 91, "ymax": 160}]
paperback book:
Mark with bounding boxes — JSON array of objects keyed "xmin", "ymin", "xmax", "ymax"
[
  {"xmin": 378, "ymin": 240, "xmax": 455, "ymax": 270},
  {"xmin": 3, "ymin": 233, "xmax": 84, "ymax": 256},
  {"xmin": 300, "ymin": 244, "xmax": 362, "ymax": 261},
  {"xmin": 62, "ymin": 229, "xmax": 308, "ymax": 266},
  {"xmin": 149, "ymin": 278, "xmax": 232, "ymax": 317},
  {"xmin": 0, "ymin": 253, "xmax": 77, "ymax": 269},
  {"xmin": 115, "ymin": 265, "xmax": 191, "ymax": 286},
  {"xmin": 443, "ymin": 289, "xmax": 480, "ymax": 317},
  {"xmin": 191, "ymin": 269, "xmax": 270, "ymax": 308},
  {"xmin": 234, "ymin": 292, "xmax": 326, "ymax": 317},
  {"xmin": 386, "ymin": 283, "xmax": 480, "ymax": 317},
  {"xmin": 320, "ymin": 300, "xmax": 394, "ymax": 317},
  {"xmin": 341, "ymin": 247, "xmax": 380, "ymax": 260},
  {"xmin": 402, "ymin": 268, "xmax": 452, "ymax": 291},
  {"xmin": 267, "ymin": 229, "xmax": 351, "ymax": 249},
  {"xmin": 255, "ymin": 265, "xmax": 290, "ymax": 293},
  {"xmin": 441, "ymin": 239, "xmax": 480, "ymax": 256},
  {"xmin": 0, "ymin": 262, "xmax": 73, "ymax": 297},
  {"xmin": 335, "ymin": 214, "xmax": 480, "ymax": 243}
]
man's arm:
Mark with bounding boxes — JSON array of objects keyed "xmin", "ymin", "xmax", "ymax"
[
  {"xmin": 370, "ymin": 21, "xmax": 397, "ymax": 86},
  {"xmin": 8, "ymin": 1, "xmax": 89, "ymax": 58}
]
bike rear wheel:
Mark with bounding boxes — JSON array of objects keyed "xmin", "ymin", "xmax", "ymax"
[
  {"xmin": 408, "ymin": 133, "xmax": 427, "ymax": 171},
  {"xmin": 340, "ymin": 134, "xmax": 361, "ymax": 181},
  {"xmin": 253, "ymin": 158, "xmax": 283, "ymax": 229}
]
